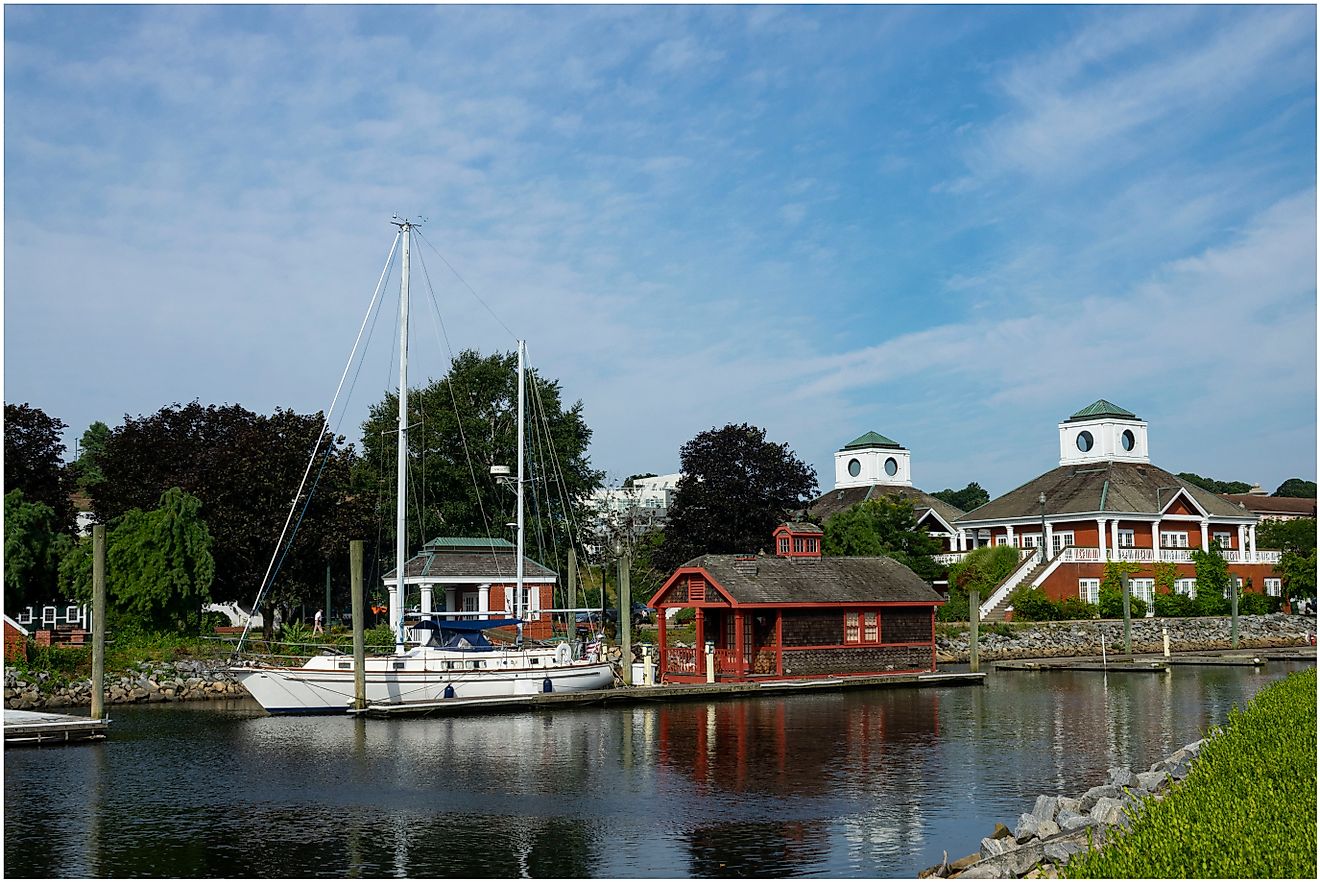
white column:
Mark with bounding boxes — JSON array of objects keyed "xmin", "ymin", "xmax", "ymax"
[
  {"xmin": 1110, "ymin": 520, "xmax": 1120, "ymax": 556},
  {"xmin": 1045, "ymin": 522, "xmax": 1054, "ymax": 555},
  {"xmin": 1097, "ymin": 518, "xmax": 1107, "ymax": 561},
  {"xmin": 478, "ymin": 583, "xmax": 490, "ymax": 620},
  {"xmin": 957, "ymin": 530, "xmax": 966, "ymax": 552},
  {"xmin": 1005, "ymin": 524, "xmax": 1015, "ymax": 547},
  {"xmin": 445, "ymin": 586, "xmax": 458, "ymax": 613},
  {"xmin": 1237, "ymin": 525, "xmax": 1246, "ymax": 556},
  {"xmin": 1248, "ymin": 524, "xmax": 1257, "ymax": 562},
  {"xmin": 1152, "ymin": 519, "xmax": 1161, "ymax": 562},
  {"xmin": 1200, "ymin": 519, "xmax": 1210, "ymax": 550},
  {"xmin": 387, "ymin": 584, "xmax": 400, "ymax": 634},
  {"xmin": 420, "ymin": 585, "xmax": 433, "ymax": 614}
]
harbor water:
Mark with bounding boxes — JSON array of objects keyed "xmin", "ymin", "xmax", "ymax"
[{"xmin": 4, "ymin": 661, "xmax": 1310, "ymax": 878}]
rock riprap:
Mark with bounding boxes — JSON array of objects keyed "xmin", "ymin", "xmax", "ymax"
[{"xmin": 4, "ymin": 660, "xmax": 244, "ymax": 710}]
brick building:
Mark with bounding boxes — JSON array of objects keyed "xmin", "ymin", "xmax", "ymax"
[{"xmin": 648, "ymin": 524, "xmax": 943, "ymax": 683}]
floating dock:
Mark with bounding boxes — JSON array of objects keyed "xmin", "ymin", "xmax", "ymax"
[
  {"xmin": 994, "ymin": 658, "xmax": 1168, "ymax": 673},
  {"xmin": 993, "ymin": 645, "xmax": 1316, "ymax": 673},
  {"xmin": 4, "ymin": 710, "xmax": 109, "ymax": 746},
  {"xmin": 356, "ymin": 670, "xmax": 985, "ymax": 718}
]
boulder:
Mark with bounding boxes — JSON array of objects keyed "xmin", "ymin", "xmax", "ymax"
[
  {"xmin": 1056, "ymin": 809, "xmax": 1097, "ymax": 832},
  {"xmin": 1056, "ymin": 796, "xmax": 1081, "ymax": 814},
  {"xmin": 1107, "ymin": 767, "xmax": 1135, "ymax": 788},
  {"xmin": 1043, "ymin": 839, "xmax": 1085, "ymax": 864},
  {"xmin": 979, "ymin": 837, "xmax": 1010, "ymax": 859},
  {"xmin": 1135, "ymin": 770, "xmax": 1167, "ymax": 793},
  {"xmin": 957, "ymin": 863, "xmax": 1009, "ymax": 879},
  {"xmin": 1035, "ymin": 820, "xmax": 1060, "ymax": 840},
  {"xmin": 990, "ymin": 822, "xmax": 1013, "ymax": 840},
  {"xmin": 1013, "ymin": 813, "xmax": 1041, "ymax": 843},
  {"xmin": 1031, "ymin": 795, "xmax": 1059, "ymax": 824},
  {"xmin": 950, "ymin": 853, "xmax": 981, "ymax": 871},
  {"xmin": 1079, "ymin": 784, "xmax": 1120, "ymax": 811},
  {"xmin": 1089, "ymin": 796, "xmax": 1127, "ymax": 826}
]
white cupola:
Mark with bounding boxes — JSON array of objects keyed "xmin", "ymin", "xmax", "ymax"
[
  {"xmin": 1058, "ymin": 399, "xmax": 1150, "ymax": 466},
  {"xmin": 834, "ymin": 431, "xmax": 912, "ymax": 489}
]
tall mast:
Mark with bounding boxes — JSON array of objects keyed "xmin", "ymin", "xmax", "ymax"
[
  {"xmin": 394, "ymin": 220, "xmax": 411, "ymax": 654},
  {"xmin": 515, "ymin": 339, "xmax": 526, "ymax": 644}
]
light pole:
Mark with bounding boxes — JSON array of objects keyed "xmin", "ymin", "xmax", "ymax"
[{"xmin": 1039, "ymin": 492, "xmax": 1049, "ymax": 563}]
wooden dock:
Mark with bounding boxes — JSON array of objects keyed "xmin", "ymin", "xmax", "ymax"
[
  {"xmin": 993, "ymin": 646, "xmax": 1316, "ymax": 673},
  {"xmin": 356, "ymin": 670, "xmax": 986, "ymax": 718},
  {"xmin": 994, "ymin": 659, "xmax": 1169, "ymax": 673},
  {"xmin": 4, "ymin": 710, "xmax": 109, "ymax": 746}
]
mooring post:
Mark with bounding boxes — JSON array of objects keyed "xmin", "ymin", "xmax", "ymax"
[
  {"xmin": 1162, "ymin": 624, "xmax": 1170, "ymax": 658},
  {"xmin": 1121, "ymin": 571, "xmax": 1133, "ymax": 661},
  {"xmin": 619, "ymin": 552, "xmax": 632, "ymax": 686},
  {"xmin": 566, "ymin": 547, "xmax": 578, "ymax": 639},
  {"xmin": 968, "ymin": 587, "xmax": 980, "ymax": 674},
  {"xmin": 1230, "ymin": 576, "xmax": 1239, "ymax": 649},
  {"xmin": 350, "ymin": 540, "xmax": 366, "ymax": 711},
  {"xmin": 325, "ymin": 562, "xmax": 332, "ymax": 630},
  {"xmin": 91, "ymin": 524, "xmax": 107, "ymax": 721}
]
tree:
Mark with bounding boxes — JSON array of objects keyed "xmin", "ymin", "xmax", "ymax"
[
  {"xmin": 1273, "ymin": 478, "xmax": 1317, "ymax": 498},
  {"xmin": 1177, "ymin": 472, "xmax": 1252, "ymax": 495},
  {"xmin": 357, "ymin": 349, "xmax": 601, "ymax": 583},
  {"xmin": 1259, "ymin": 517, "xmax": 1317, "ymax": 602},
  {"xmin": 1190, "ymin": 545, "xmax": 1230, "ymax": 615},
  {"xmin": 92, "ymin": 402, "xmax": 366, "ymax": 613},
  {"xmin": 3, "ymin": 489, "xmax": 72, "ymax": 612},
  {"xmin": 3, "ymin": 402, "xmax": 75, "ymax": 533},
  {"xmin": 64, "ymin": 488, "xmax": 214, "ymax": 633},
  {"xmin": 657, "ymin": 423, "xmax": 817, "ymax": 571},
  {"xmin": 822, "ymin": 495, "xmax": 944, "ymax": 582},
  {"xmin": 943, "ymin": 545, "xmax": 1021, "ymax": 622},
  {"xmin": 931, "ymin": 482, "xmax": 990, "ymax": 513},
  {"xmin": 69, "ymin": 420, "xmax": 111, "ymax": 494}
]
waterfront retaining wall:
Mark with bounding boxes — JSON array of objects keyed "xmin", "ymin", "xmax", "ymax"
[
  {"xmin": 4, "ymin": 659, "xmax": 243, "ymax": 711},
  {"xmin": 936, "ymin": 613, "xmax": 1314, "ymax": 663}
]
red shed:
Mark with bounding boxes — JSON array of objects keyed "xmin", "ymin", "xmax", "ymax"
[{"xmin": 648, "ymin": 526, "xmax": 944, "ymax": 683}]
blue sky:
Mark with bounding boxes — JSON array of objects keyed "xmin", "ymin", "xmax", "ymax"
[{"xmin": 4, "ymin": 4, "xmax": 1316, "ymax": 499}]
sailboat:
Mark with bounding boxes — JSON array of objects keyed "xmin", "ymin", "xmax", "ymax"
[{"xmin": 230, "ymin": 220, "xmax": 615, "ymax": 714}]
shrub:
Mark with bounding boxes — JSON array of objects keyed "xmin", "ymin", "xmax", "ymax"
[
  {"xmin": 1237, "ymin": 593, "xmax": 1281, "ymax": 616},
  {"xmin": 1057, "ymin": 597, "xmax": 1097, "ymax": 620},
  {"xmin": 1153, "ymin": 591, "xmax": 1196, "ymax": 618},
  {"xmin": 937, "ymin": 585, "xmax": 970, "ymax": 622},
  {"xmin": 1064, "ymin": 668, "xmax": 1317, "ymax": 879},
  {"xmin": 675, "ymin": 608, "xmax": 696, "ymax": 625},
  {"xmin": 1098, "ymin": 586, "xmax": 1147, "ymax": 619},
  {"xmin": 1010, "ymin": 587, "xmax": 1060, "ymax": 622},
  {"xmin": 1193, "ymin": 588, "xmax": 1229, "ymax": 617}
]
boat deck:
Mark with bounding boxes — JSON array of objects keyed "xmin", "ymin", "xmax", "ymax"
[
  {"xmin": 4, "ymin": 709, "xmax": 110, "ymax": 746},
  {"xmin": 356, "ymin": 670, "xmax": 985, "ymax": 718}
]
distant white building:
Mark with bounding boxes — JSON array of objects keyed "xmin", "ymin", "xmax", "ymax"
[{"xmin": 587, "ymin": 473, "xmax": 681, "ymax": 553}]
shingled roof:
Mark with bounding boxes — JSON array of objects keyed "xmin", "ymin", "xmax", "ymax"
[
  {"xmin": 956, "ymin": 460, "xmax": 1253, "ymax": 523},
  {"xmin": 841, "ymin": 431, "xmax": 903, "ymax": 450},
  {"xmin": 384, "ymin": 550, "xmax": 556, "ymax": 581},
  {"xmin": 1064, "ymin": 399, "xmax": 1139, "ymax": 422},
  {"xmin": 808, "ymin": 484, "xmax": 965, "ymax": 528},
  {"xmin": 680, "ymin": 554, "xmax": 943, "ymax": 605},
  {"xmin": 1221, "ymin": 494, "xmax": 1317, "ymax": 518}
]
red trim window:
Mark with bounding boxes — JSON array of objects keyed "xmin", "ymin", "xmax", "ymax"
[
  {"xmin": 793, "ymin": 537, "xmax": 805, "ymax": 553},
  {"xmin": 844, "ymin": 610, "xmax": 879, "ymax": 644},
  {"xmin": 778, "ymin": 537, "xmax": 790, "ymax": 554},
  {"xmin": 844, "ymin": 612, "xmax": 860, "ymax": 643},
  {"xmin": 806, "ymin": 538, "xmax": 818, "ymax": 553},
  {"xmin": 863, "ymin": 612, "xmax": 878, "ymax": 643}
]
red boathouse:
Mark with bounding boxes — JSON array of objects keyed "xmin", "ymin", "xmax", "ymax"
[{"xmin": 648, "ymin": 524, "xmax": 944, "ymax": 683}]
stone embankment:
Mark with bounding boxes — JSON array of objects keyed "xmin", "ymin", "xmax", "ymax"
[
  {"xmin": 4, "ymin": 660, "xmax": 244, "ymax": 711},
  {"xmin": 921, "ymin": 739, "xmax": 1207, "ymax": 879},
  {"xmin": 937, "ymin": 613, "xmax": 1314, "ymax": 663}
]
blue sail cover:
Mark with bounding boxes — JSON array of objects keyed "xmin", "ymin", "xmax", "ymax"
[{"xmin": 413, "ymin": 617, "xmax": 522, "ymax": 652}]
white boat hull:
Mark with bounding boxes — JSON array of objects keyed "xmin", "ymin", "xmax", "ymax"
[{"xmin": 231, "ymin": 648, "xmax": 615, "ymax": 714}]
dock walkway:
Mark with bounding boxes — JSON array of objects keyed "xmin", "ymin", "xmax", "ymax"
[
  {"xmin": 358, "ymin": 670, "xmax": 985, "ymax": 718},
  {"xmin": 4, "ymin": 709, "xmax": 109, "ymax": 746},
  {"xmin": 993, "ymin": 645, "xmax": 1316, "ymax": 673}
]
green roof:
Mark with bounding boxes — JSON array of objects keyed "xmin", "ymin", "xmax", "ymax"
[
  {"xmin": 422, "ymin": 536, "xmax": 514, "ymax": 550},
  {"xmin": 1066, "ymin": 399, "xmax": 1138, "ymax": 423},
  {"xmin": 841, "ymin": 431, "xmax": 903, "ymax": 451}
]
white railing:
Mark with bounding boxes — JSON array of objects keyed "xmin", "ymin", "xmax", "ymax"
[
  {"xmin": 1113, "ymin": 548, "xmax": 1155, "ymax": 562},
  {"xmin": 1018, "ymin": 547, "xmax": 1283, "ymax": 565},
  {"xmin": 1160, "ymin": 549, "xmax": 1194, "ymax": 563},
  {"xmin": 1257, "ymin": 550, "xmax": 1282, "ymax": 563},
  {"xmin": 933, "ymin": 552, "xmax": 968, "ymax": 566},
  {"xmin": 1058, "ymin": 546, "xmax": 1101, "ymax": 562},
  {"xmin": 978, "ymin": 547, "xmax": 1044, "ymax": 618}
]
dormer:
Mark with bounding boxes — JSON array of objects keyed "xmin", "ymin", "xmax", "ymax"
[
  {"xmin": 1058, "ymin": 399, "xmax": 1149, "ymax": 466},
  {"xmin": 834, "ymin": 431, "xmax": 913, "ymax": 489},
  {"xmin": 773, "ymin": 522, "xmax": 823, "ymax": 558}
]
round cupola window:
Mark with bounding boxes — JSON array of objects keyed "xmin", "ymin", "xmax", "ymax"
[
  {"xmin": 885, "ymin": 457, "xmax": 899, "ymax": 476},
  {"xmin": 848, "ymin": 458, "xmax": 861, "ymax": 477},
  {"xmin": 1121, "ymin": 429, "xmax": 1135, "ymax": 452},
  {"xmin": 1076, "ymin": 431, "xmax": 1094, "ymax": 452}
]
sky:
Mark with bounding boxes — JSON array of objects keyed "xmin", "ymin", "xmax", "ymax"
[{"xmin": 4, "ymin": 4, "xmax": 1316, "ymax": 501}]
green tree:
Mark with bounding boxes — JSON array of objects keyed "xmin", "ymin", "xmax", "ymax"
[
  {"xmin": 358, "ymin": 349, "xmax": 600, "ymax": 579},
  {"xmin": 822, "ymin": 495, "xmax": 944, "ymax": 582},
  {"xmin": 3, "ymin": 402, "xmax": 76, "ymax": 533},
  {"xmin": 1272, "ymin": 478, "xmax": 1317, "ymax": 498},
  {"xmin": 1153, "ymin": 560, "xmax": 1180, "ymax": 596},
  {"xmin": 930, "ymin": 482, "xmax": 990, "ymax": 512},
  {"xmin": 1190, "ymin": 545, "xmax": 1230, "ymax": 615},
  {"xmin": 944, "ymin": 545, "xmax": 1022, "ymax": 621},
  {"xmin": 70, "ymin": 420, "xmax": 111, "ymax": 494},
  {"xmin": 1257, "ymin": 518, "xmax": 1317, "ymax": 604},
  {"xmin": 1177, "ymin": 472, "xmax": 1252, "ymax": 495},
  {"xmin": 64, "ymin": 488, "xmax": 215, "ymax": 633},
  {"xmin": 3, "ymin": 489, "xmax": 72, "ymax": 612},
  {"xmin": 657, "ymin": 423, "xmax": 817, "ymax": 571}
]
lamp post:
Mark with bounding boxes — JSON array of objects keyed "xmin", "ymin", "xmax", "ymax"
[{"xmin": 1039, "ymin": 492, "xmax": 1049, "ymax": 563}]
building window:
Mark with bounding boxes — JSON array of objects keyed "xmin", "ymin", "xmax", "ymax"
[
  {"xmin": 995, "ymin": 535, "xmax": 1009, "ymax": 546},
  {"xmin": 1077, "ymin": 431, "xmax": 1094, "ymax": 452},
  {"xmin": 1212, "ymin": 532, "xmax": 1232, "ymax": 549},
  {"xmin": 805, "ymin": 538, "xmax": 818, "ymax": 553},
  {"xmin": 1131, "ymin": 578, "xmax": 1154, "ymax": 605},
  {"xmin": 1265, "ymin": 578, "xmax": 1282, "ymax": 597},
  {"xmin": 462, "ymin": 595, "xmax": 479, "ymax": 612},
  {"xmin": 1118, "ymin": 529, "xmax": 1135, "ymax": 547},
  {"xmin": 1121, "ymin": 429, "xmax": 1135, "ymax": 451},
  {"xmin": 1161, "ymin": 532, "xmax": 1189, "ymax": 548},
  {"xmin": 848, "ymin": 458, "xmax": 861, "ymax": 477},
  {"xmin": 1052, "ymin": 531, "xmax": 1074, "ymax": 552},
  {"xmin": 1021, "ymin": 534, "xmax": 1042, "ymax": 548},
  {"xmin": 1175, "ymin": 578, "xmax": 1197, "ymax": 598},
  {"xmin": 844, "ymin": 612, "xmax": 860, "ymax": 644},
  {"xmin": 779, "ymin": 537, "xmax": 790, "ymax": 554},
  {"xmin": 863, "ymin": 612, "xmax": 878, "ymax": 643},
  {"xmin": 1079, "ymin": 579, "xmax": 1100, "ymax": 604},
  {"xmin": 884, "ymin": 457, "xmax": 899, "ymax": 476},
  {"xmin": 793, "ymin": 537, "xmax": 805, "ymax": 553}
]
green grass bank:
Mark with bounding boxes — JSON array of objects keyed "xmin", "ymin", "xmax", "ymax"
[{"xmin": 1064, "ymin": 666, "xmax": 1317, "ymax": 879}]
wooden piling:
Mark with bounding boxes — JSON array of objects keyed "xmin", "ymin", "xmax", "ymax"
[
  {"xmin": 1121, "ymin": 571, "xmax": 1133, "ymax": 661},
  {"xmin": 350, "ymin": 540, "xmax": 366, "ymax": 711},
  {"xmin": 968, "ymin": 587, "xmax": 980, "ymax": 674},
  {"xmin": 1230, "ymin": 577, "xmax": 1239, "ymax": 649},
  {"xmin": 619, "ymin": 552, "xmax": 632, "ymax": 686},
  {"xmin": 567, "ymin": 547, "xmax": 578, "ymax": 639},
  {"xmin": 90, "ymin": 524, "xmax": 107, "ymax": 721}
]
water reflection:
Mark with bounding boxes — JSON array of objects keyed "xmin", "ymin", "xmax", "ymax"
[{"xmin": 3, "ymin": 663, "xmax": 1308, "ymax": 878}]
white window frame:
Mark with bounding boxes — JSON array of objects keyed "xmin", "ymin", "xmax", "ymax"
[
  {"xmin": 1053, "ymin": 531, "xmax": 1075, "ymax": 552},
  {"xmin": 1130, "ymin": 578, "xmax": 1155, "ymax": 605},
  {"xmin": 1212, "ymin": 532, "xmax": 1233, "ymax": 549},
  {"xmin": 995, "ymin": 535, "xmax": 1010, "ymax": 547},
  {"xmin": 1117, "ymin": 529, "xmax": 1136, "ymax": 548},
  {"xmin": 1175, "ymin": 578, "xmax": 1197, "ymax": 598},
  {"xmin": 1264, "ymin": 578, "xmax": 1282, "ymax": 598},
  {"xmin": 1079, "ymin": 579, "xmax": 1100, "ymax": 604},
  {"xmin": 1021, "ymin": 533, "xmax": 1043, "ymax": 549},
  {"xmin": 461, "ymin": 594, "xmax": 479, "ymax": 613},
  {"xmin": 1161, "ymin": 531, "xmax": 1189, "ymax": 548}
]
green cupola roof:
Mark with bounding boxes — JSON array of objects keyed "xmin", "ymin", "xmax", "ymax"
[
  {"xmin": 840, "ymin": 431, "xmax": 903, "ymax": 451},
  {"xmin": 1065, "ymin": 399, "xmax": 1138, "ymax": 423}
]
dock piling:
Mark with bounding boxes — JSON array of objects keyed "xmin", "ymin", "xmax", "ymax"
[
  {"xmin": 619, "ymin": 552, "xmax": 632, "ymax": 686},
  {"xmin": 90, "ymin": 524, "xmax": 107, "ymax": 721},
  {"xmin": 1121, "ymin": 571, "xmax": 1133, "ymax": 662},
  {"xmin": 1230, "ymin": 577, "xmax": 1239, "ymax": 649},
  {"xmin": 351, "ymin": 539, "xmax": 366, "ymax": 711},
  {"xmin": 968, "ymin": 587, "xmax": 980, "ymax": 674}
]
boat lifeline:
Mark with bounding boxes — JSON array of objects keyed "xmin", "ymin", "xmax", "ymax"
[{"xmin": 230, "ymin": 220, "xmax": 614, "ymax": 713}]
